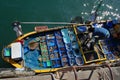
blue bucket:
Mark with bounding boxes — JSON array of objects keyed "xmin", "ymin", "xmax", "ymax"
[{"xmin": 77, "ymin": 26, "xmax": 87, "ymax": 32}]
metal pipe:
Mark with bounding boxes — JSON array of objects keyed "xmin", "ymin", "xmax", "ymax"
[{"xmin": 21, "ymin": 22, "xmax": 78, "ymax": 25}]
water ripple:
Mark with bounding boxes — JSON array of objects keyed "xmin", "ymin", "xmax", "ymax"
[{"xmin": 81, "ymin": 0, "xmax": 120, "ymax": 21}]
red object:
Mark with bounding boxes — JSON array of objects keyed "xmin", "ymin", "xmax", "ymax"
[
  {"xmin": 16, "ymin": 40, "xmax": 24, "ymax": 45},
  {"xmin": 34, "ymin": 26, "xmax": 48, "ymax": 32}
]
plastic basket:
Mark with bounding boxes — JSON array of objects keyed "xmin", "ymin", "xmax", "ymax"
[
  {"xmin": 69, "ymin": 58, "xmax": 76, "ymax": 66},
  {"xmin": 75, "ymin": 56, "xmax": 84, "ymax": 66}
]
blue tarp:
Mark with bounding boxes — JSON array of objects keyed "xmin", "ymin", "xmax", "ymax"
[{"xmin": 24, "ymin": 50, "xmax": 41, "ymax": 69}]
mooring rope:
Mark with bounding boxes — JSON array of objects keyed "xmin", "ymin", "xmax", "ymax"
[
  {"xmin": 97, "ymin": 63, "xmax": 114, "ymax": 80},
  {"xmin": 89, "ymin": 0, "xmax": 103, "ymax": 22}
]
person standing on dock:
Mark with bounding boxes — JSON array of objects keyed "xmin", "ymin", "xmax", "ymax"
[{"xmin": 12, "ymin": 21, "xmax": 23, "ymax": 37}]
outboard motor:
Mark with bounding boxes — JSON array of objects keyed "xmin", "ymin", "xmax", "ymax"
[{"xmin": 12, "ymin": 21, "xmax": 23, "ymax": 37}]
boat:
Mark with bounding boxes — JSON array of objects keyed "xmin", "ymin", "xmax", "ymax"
[{"xmin": 2, "ymin": 19, "xmax": 120, "ymax": 73}]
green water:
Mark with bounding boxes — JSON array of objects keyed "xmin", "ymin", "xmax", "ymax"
[{"xmin": 0, "ymin": 0, "xmax": 120, "ymax": 67}]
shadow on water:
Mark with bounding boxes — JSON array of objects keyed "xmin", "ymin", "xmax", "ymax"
[{"xmin": 0, "ymin": 0, "xmax": 120, "ymax": 67}]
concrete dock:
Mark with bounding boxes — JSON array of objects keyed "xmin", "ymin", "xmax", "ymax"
[{"xmin": 0, "ymin": 66, "xmax": 120, "ymax": 80}]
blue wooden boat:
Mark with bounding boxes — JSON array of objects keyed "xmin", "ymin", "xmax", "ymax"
[{"xmin": 2, "ymin": 19, "xmax": 120, "ymax": 73}]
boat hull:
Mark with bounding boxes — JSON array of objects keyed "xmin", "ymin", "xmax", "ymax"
[{"xmin": 2, "ymin": 20, "xmax": 120, "ymax": 73}]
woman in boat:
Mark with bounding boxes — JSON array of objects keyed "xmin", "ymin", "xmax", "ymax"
[
  {"xmin": 77, "ymin": 25, "xmax": 110, "ymax": 50},
  {"xmin": 88, "ymin": 26, "xmax": 110, "ymax": 43},
  {"xmin": 78, "ymin": 25, "xmax": 110, "ymax": 41}
]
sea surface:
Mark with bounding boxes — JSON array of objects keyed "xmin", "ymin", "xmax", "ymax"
[{"xmin": 0, "ymin": 0, "xmax": 120, "ymax": 67}]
